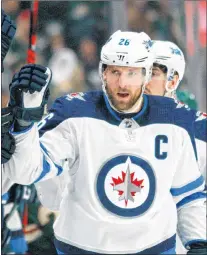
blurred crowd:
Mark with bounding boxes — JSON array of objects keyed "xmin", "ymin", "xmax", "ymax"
[
  {"xmin": 2, "ymin": 0, "xmax": 196, "ymax": 108},
  {"xmin": 2, "ymin": 0, "xmax": 109, "ymax": 108},
  {"xmin": 2, "ymin": 0, "xmax": 206, "ymax": 110}
]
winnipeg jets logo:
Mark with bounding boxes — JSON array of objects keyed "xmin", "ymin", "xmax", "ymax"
[
  {"xmin": 66, "ymin": 92, "xmax": 85, "ymax": 101},
  {"xmin": 111, "ymin": 163, "xmax": 144, "ymax": 207},
  {"xmin": 195, "ymin": 111, "xmax": 207, "ymax": 122},
  {"xmin": 96, "ymin": 155, "xmax": 156, "ymax": 217},
  {"xmin": 143, "ymin": 39, "xmax": 153, "ymax": 51},
  {"xmin": 170, "ymin": 47, "xmax": 182, "ymax": 56}
]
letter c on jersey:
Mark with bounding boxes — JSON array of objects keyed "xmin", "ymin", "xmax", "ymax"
[
  {"xmin": 155, "ymin": 135, "xmax": 168, "ymax": 160},
  {"xmin": 96, "ymin": 155, "xmax": 156, "ymax": 217}
]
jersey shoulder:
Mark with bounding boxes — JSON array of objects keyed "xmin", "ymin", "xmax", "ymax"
[
  {"xmin": 50, "ymin": 90, "xmax": 105, "ymax": 120},
  {"xmin": 148, "ymin": 96, "xmax": 196, "ymax": 131},
  {"xmin": 39, "ymin": 91, "xmax": 105, "ymax": 137},
  {"xmin": 194, "ymin": 111, "xmax": 207, "ymax": 142}
]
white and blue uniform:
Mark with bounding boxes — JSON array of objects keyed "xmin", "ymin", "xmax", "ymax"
[{"xmin": 3, "ymin": 92, "xmax": 206, "ymax": 254}]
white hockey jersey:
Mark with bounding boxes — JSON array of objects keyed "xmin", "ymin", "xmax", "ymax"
[
  {"xmin": 3, "ymin": 92, "xmax": 206, "ymax": 254},
  {"xmin": 35, "ymin": 102, "xmax": 207, "ymax": 213}
]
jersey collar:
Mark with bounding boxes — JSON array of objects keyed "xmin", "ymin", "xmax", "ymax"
[{"xmin": 103, "ymin": 93, "xmax": 149, "ymax": 122}]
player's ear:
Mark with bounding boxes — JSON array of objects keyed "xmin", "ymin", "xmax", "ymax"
[{"xmin": 168, "ymin": 74, "xmax": 179, "ymax": 90}]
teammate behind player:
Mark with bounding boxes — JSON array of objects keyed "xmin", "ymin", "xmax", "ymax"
[
  {"xmin": 145, "ymin": 40, "xmax": 206, "ymax": 182},
  {"xmin": 3, "ymin": 31, "xmax": 206, "ymax": 254}
]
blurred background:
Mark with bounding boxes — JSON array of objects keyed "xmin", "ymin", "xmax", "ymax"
[
  {"xmin": 1, "ymin": 1, "xmax": 206, "ymax": 254},
  {"xmin": 2, "ymin": 0, "xmax": 206, "ymax": 111}
]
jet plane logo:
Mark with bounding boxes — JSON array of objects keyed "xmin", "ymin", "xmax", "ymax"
[
  {"xmin": 96, "ymin": 155, "xmax": 156, "ymax": 217},
  {"xmin": 170, "ymin": 47, "xmax": 182, "ymax": 56},
  {"xmin": 143, "ymin": 39, "xmax": 153, "ymax": 50},
  {"xmin": 111, "ymin": 164, "xmax": 144, "ymax": 207}
]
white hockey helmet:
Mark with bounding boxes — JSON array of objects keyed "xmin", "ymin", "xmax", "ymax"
[
  {"xmin": 99, "ymin": 30, "xmax": 154, "ymax": 89},
  {"xmin": 151, "ymin": 40, "xmax": 186, "ymax": 92}
]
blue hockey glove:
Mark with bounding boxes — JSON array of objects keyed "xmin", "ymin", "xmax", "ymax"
[
  {"xmin": 1, "ymin": 107, "xmax": 15, "ymax": 164},
  {"xmin": 9, "ymin": 64, "xmax": 52, "ymax": 128},
  {"xmin": 187, "ymin": 242, "xmax": 207, "ymax": 255},
  {"xmin": 1, "ymin": 9, "xmax": 16, "ymax": 72}
]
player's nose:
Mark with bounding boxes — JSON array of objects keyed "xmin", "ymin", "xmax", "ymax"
[{"xmin": 118, "ymin": 74, "xmax": 128, "ymax": 89}]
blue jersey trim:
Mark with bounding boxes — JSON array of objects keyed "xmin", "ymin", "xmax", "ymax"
[
  {"xmin": 103, "ymin": 93, "xmax": 149, "ymax": 122},
  {"xmin": 161, "ymin": 247, "xmax": 176, "ymax": 254},
  {"xmin": 33, "ymin": 154, "xmax": 50, "ymax": 183},
  {"xmin": 40, "ymin": 142, "xmax": 63, "ymax": 176},
  {"xmin": 170, "ymin": 176, "xmax": 204, "ymax": 196},
  {"xmin": 34, "ymin": 142, "xmax": 63, "ymax": 183},
  {"xmin": 54, "ymin": 234, "xmax": 176, "ymax": 254},
  {"xmin": 103, "ymin": 93, "xmax": 121, "ymax": 121},
  {"xmin": 133, "ymin": 94, "xmax": 148, "ymax": 121},
  {"xmin": 176, "ymin": 192, "xmax": 206, "ymax": 209}
]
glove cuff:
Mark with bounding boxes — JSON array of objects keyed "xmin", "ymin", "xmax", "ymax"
[{"xmin": 14, "ymin": 105, "xmax": 45, "ymax": 122}]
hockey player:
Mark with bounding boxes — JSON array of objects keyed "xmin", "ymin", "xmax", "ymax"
[
  {"xmin": 144, "ymin": 40, "xmax": 207, "ymax": 255},
  {"xmin": 3, "ymin": 31, "xmax": 206, "ymax": 254},
  {"xmin": 145, "ymin": 40, "xmax": 206, "ymax": 182}
]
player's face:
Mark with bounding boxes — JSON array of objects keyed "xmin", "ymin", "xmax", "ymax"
[
  {"xmin": 103, "ymin": 65, "xmax": 144, "ymax": 111},
  {"xmin": 145, "ymin": 65, "xmax": 167, "ymax": 96}
]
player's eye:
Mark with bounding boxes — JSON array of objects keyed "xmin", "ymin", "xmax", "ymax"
[
  {"xmin": 111, "ymin": 70, "xmax": 120, "ymax": 76},
  {"xmin": 128, "ymin": 71, "xmax": 137, "ymax": 77}
]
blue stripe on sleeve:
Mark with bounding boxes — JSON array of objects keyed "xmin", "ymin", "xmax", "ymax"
[
  {"xmin": 170, "ymin": 176, "xmax": 204, "ymax": 196},
  {"xmin": 33, "ymin": 143, "xmax": 63, "ymax": 183},
  {"xmin": 176, "ymin": 192, "xmax": 206, "ymax": 209},
  {"xmin": 34, "ymin": 154, "xmax": 51, "ymax": 183},
  {"xmin": 40, "ymin": 142, "xmax": 63, "ymax": 176}
]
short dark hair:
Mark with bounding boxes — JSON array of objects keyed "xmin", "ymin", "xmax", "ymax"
[{"xmin": 153, "ymin": 63, "xmax": 179, "ymax": 77}]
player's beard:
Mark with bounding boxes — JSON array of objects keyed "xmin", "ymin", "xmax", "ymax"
[{"xmin": 105, "ymin": 83, "xmax": 143, "ymax": 112}]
